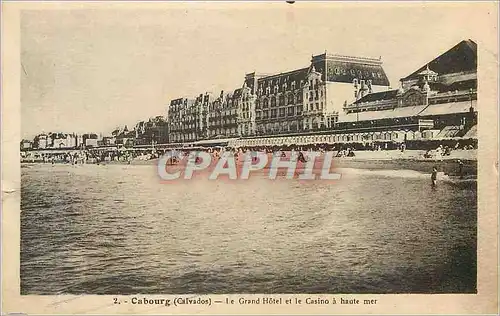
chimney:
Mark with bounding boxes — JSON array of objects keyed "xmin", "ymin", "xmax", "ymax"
[
  {"xmin": 359, "ymin": 80, "xmax": 368, "ymax": 99},
  {"xmin": 353, "ymin": 79, "xmax": 359, "ymax": 100}
]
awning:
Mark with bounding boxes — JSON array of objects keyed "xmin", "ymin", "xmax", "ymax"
[
  {"xmin": 339, "ymin": 105, "xmax": 428, "ymax": 122},
  {"xmin": 194, "ymin": 138, "xmax": 238, "ymax": 145},
  {"xmin": 418, "ymin": 100, "xmax": 477, "ymax": 116},
  {"xmin": 463, "ymin": 125, "xmax": 477, "ymax": 138}
]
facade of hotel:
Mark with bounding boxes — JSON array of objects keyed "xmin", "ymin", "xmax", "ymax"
[
  {"xmin": 208, "ymin": 90, "xmax": 239, "ymax": 138},
  {"xmin": 254, "ymin": 53, "xmax": 390, "ymax": 135},
  {"xmin": 168, "ymin": 93, "xmax": 214, "ymax": 143},
  {"xmin": 168, "ymin": 51, "xmax": 392, "ymax": 142}
]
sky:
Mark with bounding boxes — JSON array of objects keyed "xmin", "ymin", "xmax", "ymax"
[{"xmin": 20, "ymin": 2, "xmax": 491, "ymax": 139}]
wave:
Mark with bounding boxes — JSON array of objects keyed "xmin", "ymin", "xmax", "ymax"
[{"xmin": 334, "ymin": 168, "xmax": 429, "ymax": 179}]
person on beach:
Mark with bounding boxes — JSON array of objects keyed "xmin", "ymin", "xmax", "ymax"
[
  {"xmin": 431, "ymin": 166, "xmax": 438, "ymax": 187},
  {"xmin": 297, "ymin": 151, "xmax": 307, "ymax": 163},
  {"xmin": 458, "ymin": 160, "xmax": 464, "ymax": 179}
]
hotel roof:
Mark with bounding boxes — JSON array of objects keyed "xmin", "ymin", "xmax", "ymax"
[{"xmin": 257, "ymin": 67, "xmax": 309, "ymax": 88}]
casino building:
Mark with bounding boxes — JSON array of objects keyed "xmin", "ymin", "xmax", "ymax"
[{"xmin": 338, "ymin": 39, "xmax": 477, "ymax": 141}]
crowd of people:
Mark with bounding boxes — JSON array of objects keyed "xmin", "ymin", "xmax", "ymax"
[{"xmin": 20, "ymin": 138, "xmax": 477, "ymax": 165}]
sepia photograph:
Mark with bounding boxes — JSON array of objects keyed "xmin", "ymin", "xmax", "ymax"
[{"xmin": 2, "ymin": 1, "xmax": 498, "ymax": 315}]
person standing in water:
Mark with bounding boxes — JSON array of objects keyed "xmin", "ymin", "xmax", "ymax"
[
  {"xmin": 431, "ymin": 166, "xmax": 438, "ymax": 187},
  {"xmin": 458, "ymin": 160, "xmax": 464, "ymax": 179}
]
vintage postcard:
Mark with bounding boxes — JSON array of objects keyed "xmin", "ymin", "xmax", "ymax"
[{"xmin": 1, "ymin": 1, "xmax": 498, "ymax": 315}]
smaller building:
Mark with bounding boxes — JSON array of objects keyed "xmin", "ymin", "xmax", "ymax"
[
  {"xmin": 49, "ymin": 133, "xmax": 77, "ymax": 149},
  {"xmin": 33, "ymin": 133, "xmax": 49, "ymax": 149},
  {"xmin": 20, "ymin": 139, "xmax": 33, "ymax": 150},
  {"xmin": 82, "ymin": 133, "xmax": 99, "ymax": 147},
  {"xmin": 102, "ymin": 136, "xmax": 117, "ymax": 146}
]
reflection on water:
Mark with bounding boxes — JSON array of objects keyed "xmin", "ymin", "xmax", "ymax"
[{"xmin": 21, "ymin": 164, "xmax": 476, "ymax": 294}]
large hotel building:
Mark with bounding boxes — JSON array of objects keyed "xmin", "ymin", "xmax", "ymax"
[{"xmin": 168, "ymin": 39, "xmax": 477, "ymax": 145}]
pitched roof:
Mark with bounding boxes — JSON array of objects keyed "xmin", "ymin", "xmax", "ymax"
[
  {"xmin": 232, "ymin": 88, "xmax": 242, "ymax": 99},
  {"xmin": 402, "ymin": 39, "xmax": 477, "ymax": 81},
  {"xmin": 440, "ymin": 79, "xmax": 477, "ymax": 92},
  {"xmin": 353, "ymin": 89, "xmax": 399, "ymax": 104}
]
